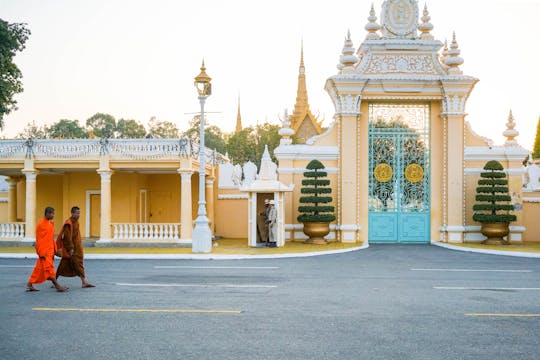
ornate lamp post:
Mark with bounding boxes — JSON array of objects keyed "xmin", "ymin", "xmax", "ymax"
[{"xmin": 192, "ymin": 60, "xmax": 213, "ymax": 253}]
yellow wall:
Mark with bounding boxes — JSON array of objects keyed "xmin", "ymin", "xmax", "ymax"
[
  {"xmin": 36, "ymin": 175, "xmax": 63, "ymax": 233},
  {"xmin": 147, "ymin": 174, "xmax": 181, "ymax": 223},
  {"xmin": 214, "ymin": 188, "xmax": 248, "ymax": 238},
  {"xmin": 430, "ymin": 101, "xmax": 443, "ymax": 241},
  {"xmin": 0, "ymin": 191, "xmax": 7, "ymax": 223}
]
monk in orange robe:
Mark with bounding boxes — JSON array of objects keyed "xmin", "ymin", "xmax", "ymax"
[
  {"xmin": 26, "ymin": 207, "xmax": 68, "ymax": 292},
  {"xmin": 56, "ymin": 206, "xmax": 95, "ymax": 288}
]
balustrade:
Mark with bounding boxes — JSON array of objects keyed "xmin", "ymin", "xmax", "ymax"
[
  {"xmin": 111, "ymin": 223, "xmax": 180, "ymax": 241},
  {"xmin": 0, "ymin": 223, "xmax": 25, "ymax": 239}
]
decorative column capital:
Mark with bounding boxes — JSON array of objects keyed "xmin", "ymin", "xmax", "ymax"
[
  {"xmin": 22, "ymin": 170, "xmax": 38, "ymax": 181},
  {"xmin": 97, "ymin": 170, "xmax": 113, "ymax": 181},
  {"xmin": 178, "ymin": 168, "xmax": 193, "ymax": 181}
]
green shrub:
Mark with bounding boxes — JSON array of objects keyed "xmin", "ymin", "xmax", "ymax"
[
  {"xmin": 472, "ymin": 160, "xmax": 516, "ymax": 223},
  {"xmin": 297, "ymin": 160, "xmax": 336, "ymax": 223}
]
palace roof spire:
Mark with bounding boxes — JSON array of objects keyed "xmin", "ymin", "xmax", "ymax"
[
  {"xmin": 445, "ymin": 32, "xmax": 464, "ymax": 75},
  {"xmin": 418, "ymin": 4, "xmax": 434, "ymax": 40},
  {"xmin": 235, "ymin": 94, "xmax": 242, "ymax": 133},
  {"xmin": 365, "ymin": 3, "xmax": 381, "ymax": 40},
  {"xmin": 338, "ymin": 29, "xmax": 358, "ymax": 73}
]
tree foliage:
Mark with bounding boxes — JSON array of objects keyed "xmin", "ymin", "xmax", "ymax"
[
  {"xmin": 472, "ymin": 160, "xmax": 516, "ymax": 223},
  {"xmin": 46, "ymin": 119, "xmax": 88, "ymax": 139},
  {"xmin": 16, "ymin": 121, "xmax": 47, "ymax": 139},
  {"xmin": 0, "ymin": 19, "xmax": 30, "ymax": 129},
  {"xmin": 86, "ymin": 113, "xmax": 116, "ymax": 138},
  {"xmin": 225, "ymin": 122, "xmax": 282, "ymax": 168},
  {"xmin": 297, "ymin": 159, "xmax": 336, "ymax": 223},
  {"xmin": 148, "ymin": 116, "xmax": 179, "ymax": 138},
  {"xmin": 533, "ymin": 116, "xmax": 540, "ymax": 159},
  {"xmin": 182, "ymin": 115, "xmax": 227, "ymax": 154},
  {"xmin": 116, "ymin": 118, "xmax": 146, "ymax": 138}
]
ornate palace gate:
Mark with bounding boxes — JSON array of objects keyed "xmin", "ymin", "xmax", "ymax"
[{"xmin": 368, "ymin": 103, "xmax": 430, "ymax": 243}]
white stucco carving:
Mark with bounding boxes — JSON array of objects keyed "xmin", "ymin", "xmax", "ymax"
[
  {"xmin": 243, "ymin": 161, "xmax": 257, "ymax": 186},
  {"xmin": 232, "ymin": 164, "xmax": 243, "ymax": 186},
  {"xmin": 523, "ymin": 164, "xmax": 540, "ymax": 191},
  {"xmin": 381, "ymin": 0, "xmax": 419, "ymax": 39},
  {"xmin": 364, "ymin": 55, "xmax": 438, "ymax": 74},
  {"xmin": 442, "ymin": 94, "xmax": 467, "ymax": 115},
  {"xmin": 218, "ymin": 162, "xmax": 235, "ymax": 188}
]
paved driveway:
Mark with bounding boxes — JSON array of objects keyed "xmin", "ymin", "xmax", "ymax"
[{"xmin": 1, "ymin": 244, "xmax": 539, "ymax": 360}]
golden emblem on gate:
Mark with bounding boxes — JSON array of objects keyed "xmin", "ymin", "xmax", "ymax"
[
  {"xmin": 374, "ymin": 163, "xmax": 393, "ymax": 183},
  {"xmin": 405, "ymin": 163, "xmax": 424, "ymax": 183}
]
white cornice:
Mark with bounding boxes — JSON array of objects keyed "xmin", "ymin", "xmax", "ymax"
[
  {"xmin": 464, "ymin": 168, "xmax": 525, "ymax": 175},
  {"xmin": 523, "ymin": 197, "xmax": 540, "ymax": 203},
  {"xmin": 465, "ymin": 146, "xmax": 530, "ymax": 162},
  {"xmin": 274, "ymin": 145, "xmax": 339, "ymax": 160},
  {"xmin": 217, "ymin": 194, "xmax": 248, "ymax": 200}
]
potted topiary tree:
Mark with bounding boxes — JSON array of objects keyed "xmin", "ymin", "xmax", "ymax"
[
  {"xmin": 297, "ymin": 159, "xmax": 336, "ymax": 244},
  {"xmin": 472, "ymin": 160, "xmax": 516, "ymax": 245}
]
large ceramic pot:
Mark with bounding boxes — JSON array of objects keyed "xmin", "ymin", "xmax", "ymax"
[
  {"xmin": 481, "ymin": 222, "xmax": 510, "ymax": 245},
  {"xmin": 302, "ymin": 222, "xmax": 330, "ymax": 244}
]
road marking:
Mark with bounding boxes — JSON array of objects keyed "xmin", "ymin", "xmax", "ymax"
[
  {"xmin": 412, "ymin": 268, "xmax": 532, "ymax": 272},
  {"xmin": 154, "ymin": 266, "xmax": 279, "ymax": 269},
  {"xmin": 465, "ymin": 313, "xmax": 540, "ymax": 317},
  {"xmin": 115, "ymin": 282, "xmax": 277, "ymax": 288},
  {"xmin": 33, "ymin": 307, "xmax": 241, "ymax": 314},
  {"xmin": 434, "ymin": 287, "xmax": 540, "ymax": 291},
  {"xmin": 0, "ymin": 265, "xmax": 33, "ymax": 268}
]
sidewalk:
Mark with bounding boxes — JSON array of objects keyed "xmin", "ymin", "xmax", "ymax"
[
  {"xmin": 1, "ymin": 239, "xmax": 539, "ymax": 259},
  {"xmin": 0, "ymin": 238, "xmax": 367, "ymax": 260},
  {"xmin": 432, "ymin": 241, "xmax": 540, "ymax": 258}
]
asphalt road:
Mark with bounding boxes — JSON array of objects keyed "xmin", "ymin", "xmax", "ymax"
[{"xmin": 1, "ymin": 244, "xmax": 539, "ymax": 360}]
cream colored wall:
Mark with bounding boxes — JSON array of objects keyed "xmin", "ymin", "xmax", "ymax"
[
  {"xmin": 214, "ymin": 188, "xmax": 248, "ymax": 238},
  {"xmin": 465, "ymin": 123, "xmax": 491, "ymax": 146},
  {"xmin": 110, "ymin": 173, "xmax": 144, "ymax": 223},
  {"xmin": 430, "ymin": 101, "xmax": 443, "ymax": 241},
  {"xmin": 36, "ymin": 175, "xmax": 63, "ymax": 233},
  {"xmin": 522, "ymin": 193, "xmax": 540, "ymax": 242}
]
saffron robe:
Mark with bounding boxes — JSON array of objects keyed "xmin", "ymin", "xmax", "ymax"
[
  {"xmin": 56, "ymin": 218, "xmax": 86, "ymax": 278},
  {"xmin": 28, "ymin": 218, "xmax": 57, "ymax": 284}
]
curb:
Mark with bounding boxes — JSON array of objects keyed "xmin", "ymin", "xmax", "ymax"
[
  {"xmin": 0, "ymin": 243, "xmax": 369, "ymax": 260},
  {"xmin": 431, "ymin": 241, "xmax": 540, "ymax": 258}
]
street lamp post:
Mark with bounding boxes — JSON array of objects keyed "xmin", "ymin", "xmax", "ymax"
[{"xmin": 192, "ymin": 60, "xmax": 213, "ymax": 253}]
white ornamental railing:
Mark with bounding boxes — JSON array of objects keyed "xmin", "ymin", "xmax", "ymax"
[
  {"xmin": 0, "ymin": 139, "xmax": 227, "ymax": 163},
  {"xmin": 111, "ymin": 223, "xmax": 181, "ymax": 241},
  {"xmin": 0, "ymin": 223, "xmax": 25, "ymax": 239}
]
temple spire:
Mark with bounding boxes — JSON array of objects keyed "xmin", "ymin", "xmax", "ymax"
[
  {"xmin": 235, "ymin": 95, "xmax": 242, "ymax": 133},
  {"xmin": 292, "ymin": 41, "xmax": 309, "ymax": 123}
]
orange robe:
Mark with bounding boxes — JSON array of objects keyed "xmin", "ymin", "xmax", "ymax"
[
  {"xmin": 56, "ymin": 219, "xmax": 86, "ymax": 278},
  {"xmin": 28, "ymin": 218, "xmax": 57, "ymax": 284}
]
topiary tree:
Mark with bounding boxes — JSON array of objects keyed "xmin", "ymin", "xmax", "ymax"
[
  {"xmin": 472, "ymin": 160, "xmax": 516, "ymax": 223},
  {"xmin": 297, "ymin": 160, "xmax": 335, "ymax": 223}
]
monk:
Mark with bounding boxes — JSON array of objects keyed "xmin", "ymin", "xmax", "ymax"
[
  {"xmin": 26, "ymin": 207, "xmax": 68, "ymax": 292},
  {"xmin": 56, "ymin": 206, "xmax": 95, "ymax": 288}
]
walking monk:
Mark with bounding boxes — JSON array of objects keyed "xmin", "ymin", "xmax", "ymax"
[
  {"xmin": 26, "ymin": 207, "xmax": 68, "ymax": 292},
  {"xmin": 56, "ymin": 206, "xmax": 95, "ymax": 288}
]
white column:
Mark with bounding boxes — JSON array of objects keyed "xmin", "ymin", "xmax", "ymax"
[
  {"xmin": 205, "ymin": 177, "xmax": 215, "ymax": 235},
  {"xmin": 178, "ymin": 170, "xmax": 193, "ymax": 244},
  {"xmin": 97, "ymin": 170, "xmax": 113, "ymax": 243},
  {"xmin": 6, "ymin": 177, "xmax": 19, "ymax": 223},
  {"xmin": 22, "ymin": 171, "xmax": 38, "ymax": 242}
]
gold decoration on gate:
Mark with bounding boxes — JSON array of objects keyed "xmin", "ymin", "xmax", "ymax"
[
  {"xmin": 374, "ymin": 163, "xmax": 393, "ymax": 183},
  {"xmin": 405, "ymin": 163, "xmax": 424, "ymax": 183}
]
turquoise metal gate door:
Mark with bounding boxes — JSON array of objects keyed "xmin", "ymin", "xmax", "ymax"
[{"xmin": 368, "ymin": 104, "xmax": 430, "ymax": 243}]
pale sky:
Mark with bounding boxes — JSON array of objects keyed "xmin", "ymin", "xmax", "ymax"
[{"xmin": 1, "ymin": 0, "xmax": 539, "ymax": 150}]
